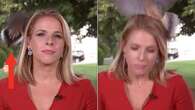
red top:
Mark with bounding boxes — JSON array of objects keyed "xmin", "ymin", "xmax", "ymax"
[
  {"xmin": 98, "ymin": 72, "xmax": 194, "ymax": 110},
  {"xmin": 0, "ymin": 78, "xmax": 97, "ymax": 110}
]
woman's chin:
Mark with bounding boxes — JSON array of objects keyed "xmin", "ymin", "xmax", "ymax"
[
  {"xmin": 39, "ymin": 59, "xmax": 59, "ymax": 65},
  {"xmin": 134, "ymin": 70, "xmax": 147, "ymax": 76}
]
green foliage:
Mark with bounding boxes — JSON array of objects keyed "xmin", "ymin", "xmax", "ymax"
[
  {"xmin": 183, "ymin": 0, "xmax": 195, "ymax": 17},
  {"xmin": 0, "ymin": 70, "xmax": 6, "ymax": 79},
  {"xmin": 98, "ymin": 0, "xmax": 126, "ymax": 65},
  {"xmin": 170, "ymin": 0, "xmax": 195, "ymax": 35},
  {"xmin": 0, "ymin": 16, "xmax": 6, "ymax": 29},
  {"xmin": 0, "ymin": 45, "xmax": 19, "ymax": 68},
  {"xmin": 98, "ymin": 48, "xmax": 104, "ymax": 65},
  {"xmin": 0, "ymin": 43, "xmax": 13, "ymax": 68},
  {"xmin": 0, "ymin": 51, "xmax": 6, "ymax": 68},
  {"xmin": 0, "ymin": 0, "xmax": 97, "ymax": 37},
  {"xmin": 98, "ymin": 44, "xmax": 109, "ymax": 65}
]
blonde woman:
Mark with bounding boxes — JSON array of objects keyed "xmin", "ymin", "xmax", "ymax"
[
  {"xmin": 98, "ymin": 15, "xmax": 193, "ymax": 110},
  {"xmin": 0, "ymin": 9, "xmax": 97, "ymax": 110}
]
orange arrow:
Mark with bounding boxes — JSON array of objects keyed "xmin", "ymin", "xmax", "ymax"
[{"xmin": 5, "ymin": 52, "xmax": 16, "ymax": 89}]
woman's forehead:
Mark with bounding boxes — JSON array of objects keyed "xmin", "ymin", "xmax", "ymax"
[
  {"xmin": 125, "ymin": 29, "xmax": 157, "ymax": 46},
  {"xmin": 31, "ymin": 16, "xmax": 63, "ymax": 32}
]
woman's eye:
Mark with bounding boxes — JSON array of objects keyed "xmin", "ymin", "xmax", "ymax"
[
  {"xmin": 147, "ymin": 48, "xmax": 156, "ymax": 53},
  {"xmin": 54, "ymin": 34, "xmax": 63, "ymax": 39},
  {"xmin": 130, "ymin": 46, "xmax": 138, "ymax": 51},
  {"xmin": 36, "ymin": 33, "xmax": 45, "ymax": 36}
]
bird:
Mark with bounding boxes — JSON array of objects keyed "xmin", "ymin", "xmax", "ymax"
[
  {"xmin": 0, "ymin": 11, "xmax": 29, "ymax": 47},
  {"xmin": 112, "ymin": 0, "xmax": 179, "ymax": 39}
]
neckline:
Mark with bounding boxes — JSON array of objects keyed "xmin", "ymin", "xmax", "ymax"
[
  {"xmin": 122, "ymin": 80, "xmax": 156, "ymax": 110},
  {"xmin": 24, "ymin": 81, "xmax": 65, "ymax": 110}
]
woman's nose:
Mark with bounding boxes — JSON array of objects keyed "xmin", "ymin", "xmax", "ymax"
[
  {"xmin": 138, "ymin": 50, "xmax": 145, "ymax": 61},
  {"xmin": 46, "ymin": 37, "xmax": 54, "ymax": 46}
]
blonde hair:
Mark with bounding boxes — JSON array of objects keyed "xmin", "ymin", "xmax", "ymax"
[
  {"xmin": 109, "ymin": 15, "xmax": 169, "ymax": 83},
  {"xmin": 17, "ymin": 9, "xmax": 78, "ymax": 84}
]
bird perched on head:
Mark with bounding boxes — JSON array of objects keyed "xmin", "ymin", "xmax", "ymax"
[{"xmin": 112, "ymin": 0, "xmax": 179, "ymax": 40}]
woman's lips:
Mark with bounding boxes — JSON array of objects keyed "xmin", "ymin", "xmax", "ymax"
[
  {"xmin": 41, "ymin": 49, "xmax": 56, "ymax": 54},
  {"xmin": 134, "ymin": 64, "xmax": 147, "ymax": 70}
]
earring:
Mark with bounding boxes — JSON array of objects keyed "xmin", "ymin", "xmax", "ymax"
[
  {"xmin": 28, "ymin": 48, "xmax": 33, "ymax": 56},
  {"xmin": 155, "ymin": 58, "xmax": 159, "ymax": 64}
]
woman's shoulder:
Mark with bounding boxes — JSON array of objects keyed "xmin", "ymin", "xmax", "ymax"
[
  {"xmin": 98, "ymin": 71, "xmax": 117, "ymax": 81},
  {"xmin": 167, "ymin": 72, "xmax": 184, "ymax": 82},
  {"xmin": 69, "ymin": 77, "xmax": 95, "ymax": 90},
  {"xmin": 0, "ymin": 76, "xmax": 25, "ymax": 84},
  {"xmin": 98, "ymin": 71, "xmax": 123, "ymax": 89},
  {"xmin": 0, "ymin": 77, "xmax": 26, "ymax": 94},
  {"xmin": 64, "ymin": 78, "xmax": 96, "ymax": 98},
  {"xmin": 165, "ymin": 72, "xmax": 193, "ymax": 109},
  {"xmin": 166, "ymin": 72, "xmax": 188, "ymax": 89},
  {"xmin": 76, "ymin": 78, "xmax": 93, "ymax": 86},
  {"xmin": 0, "ymin": 77, "xmax": 19, "ymax": 87},
  {"xmin": 0, "ymin": 77, "xmax": 8, "ymax": 88}
]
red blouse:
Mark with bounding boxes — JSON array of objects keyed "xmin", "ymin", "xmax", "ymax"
[
  {"xmin": 0, "ymin": 78, "xmax": 97, "ymax": 110},
  {"xmin": 98, "ymin": 72, "xmax": 194, "ymax": 110}
]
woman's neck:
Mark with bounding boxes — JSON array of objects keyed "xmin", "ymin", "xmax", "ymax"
[
  {"xmin": 33, "ymin": 61, "xmax": 59, "ymax": 84},
  {"xmin": 128, "ymin": 72, "xmax": 151, "ymax": 86}
]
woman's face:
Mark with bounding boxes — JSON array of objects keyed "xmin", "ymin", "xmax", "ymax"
[
  {"xmin": 28, "ymin": 16, "xmax": 65, "ymax": 65},
  {"xmin": 123, "ymin": 29, "xmax": 158, "ymax": 77}
]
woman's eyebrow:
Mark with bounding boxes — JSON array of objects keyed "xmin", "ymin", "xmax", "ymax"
[
  {"xmin": 128, "ymin": 43, "xmax": 157, "ymax": 48},
  {"xmin": 54, "ymin": 31, "xmax": 63, "ymax": 34},
  {"xmin": 34, "ymin": 29, "xmax": 46, "ymax": 33}
]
